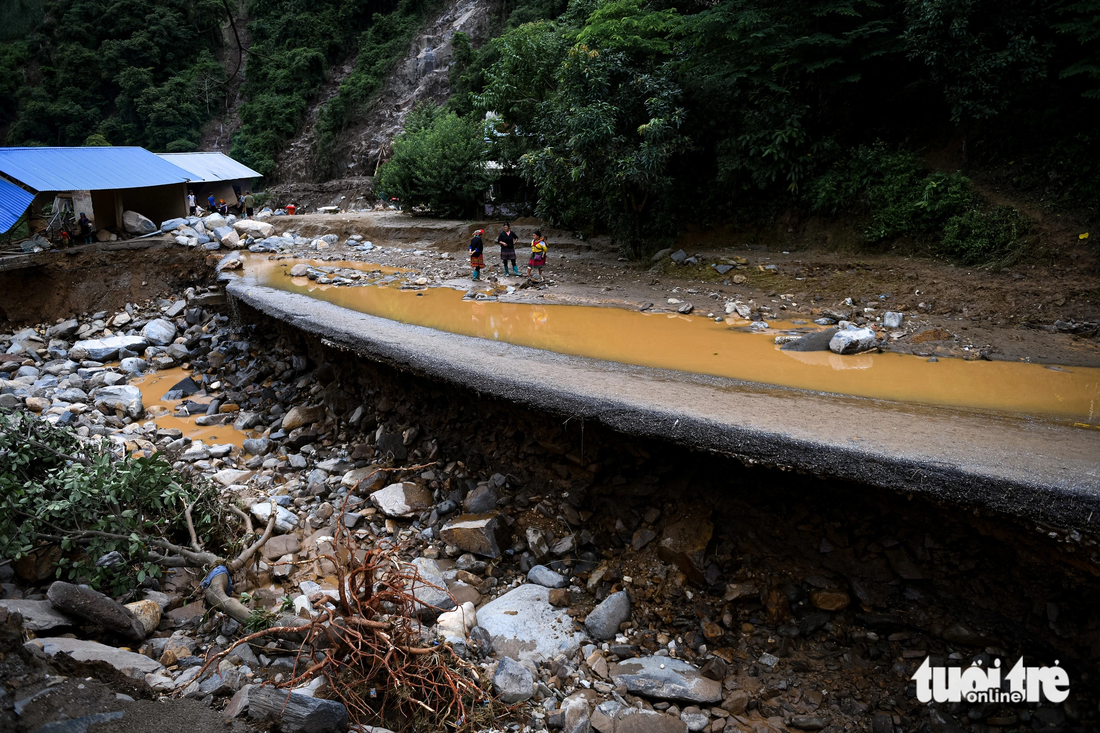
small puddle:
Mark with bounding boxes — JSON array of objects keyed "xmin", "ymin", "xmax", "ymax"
[
  {"xmin": 130, "ymin": 367, "xmax": 248, "ymax": 448},
  {"xmin": 235, "ymin": 256, "xmax": 1100, "ymax": 423}
]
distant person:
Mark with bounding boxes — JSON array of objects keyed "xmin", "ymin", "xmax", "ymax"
[
  {"xmin": 243, "ymin": 191, "xmax": 255, "ymax": 219},
  {"xmin": 469, "ymin": 228, "xmax": 485, "ymax": 281},
  {"xmin": 527, "ymin": 229, "xmax": 547, "ymax": 280},
  {"xmin": 207, "ymin": 193, "xmax": 216, "ymax": 212},
  {"xmin": 187, "ymin": 190, "xmax": 197, "ymax": 215},
  {"xmin": 78, "ymin": 213, "xmax": 93, "ymax": 244},
  {"xmin": 218, "ymin": 199, "xmax": 229, "ymax": 216},
  {"xmin": 497, "ymin": 222, "xmax": 519, "ymax": 276},
  {"xmin": 286, "ymin": 203, "xmax": 297, "ymax": 216}
]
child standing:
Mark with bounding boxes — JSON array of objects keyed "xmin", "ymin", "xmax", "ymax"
[
  {"xmin": 527, "ymin": 229, "xmax": 547, "ymax": 280},
  {"xmin": 469, "ymin": 228, "xmax": 485, "ymax": 280}
]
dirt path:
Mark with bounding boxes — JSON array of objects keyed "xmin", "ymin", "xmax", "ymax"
[{"xmin": 268, "ymin": 212, "xmax": 1100, "ymax": 367}]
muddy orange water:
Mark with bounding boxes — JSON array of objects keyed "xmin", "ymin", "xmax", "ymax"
[
  {"xmin": 130, "ymin": 368, "xmax": 248, "ymax": 448},
  {"xmin": 236, "ymin": 257, "xmax": 1100, "ymax": 423}
]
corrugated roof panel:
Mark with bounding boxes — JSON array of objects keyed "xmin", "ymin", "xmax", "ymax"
[
  {"xmin": 0, "ymin": 177, "xmax": 35, "ymax": 233},
  {"xmin": 157, "ymin": 152, "xmax": 262, "ymax": 183},
  {"xmin": 0, "ymin": 147, "xmax": 192, "ymax": 192}
]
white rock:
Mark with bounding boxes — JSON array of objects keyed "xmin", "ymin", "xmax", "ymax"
[
  {"xmin": 477, "ymin": 584, "xmax": 588, "ymax": 662},
  {"xmin": 828, "ymin": 327, "xmax": 877, "ymax": 355},
  {"xmin": 141, "ymin": 319, "xmax": 177, "ymax": 346}
]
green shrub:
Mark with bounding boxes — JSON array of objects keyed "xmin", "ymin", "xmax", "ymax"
[
  {"xmin": 0, "ymin": 410, "xmax": 228, "ymax": 596},
  {"xmin": 375, "ymin": 104, "xmax": 495, "ymax": 218},
  {"xmin": 941, "ymin": 206, "xmax": 1030, "ymax": 264}
]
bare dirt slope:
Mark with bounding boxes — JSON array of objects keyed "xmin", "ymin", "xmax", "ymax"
[{"xmin": 273, "ymin": 0, "xmax": 498, "ymax": 183}]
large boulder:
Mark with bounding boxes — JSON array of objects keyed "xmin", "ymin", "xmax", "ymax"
[
  {"xmin": 829, "ymin": 327, "xmax": 877, "ymax": 355},
  {"xmin": 160, "ymin": 217, "xmax": 188, "ymax": 232},
  {"xmin": 93, "ymin": 385, "xmax": 143, "ymax": 419},
  {"xmin": 31, "ymin": 637, "xmax": 163, "ymax": 676},
  {"xmin": 69, "ymin": 335, "xmax": 148, "ymax": 361},
  {"xmin": 213, "ymin": 226, "xmax": 241, "ymax": 248},
  {"xmin": 203, "ymin": 213, "xmax": 227, "ymax": 230},
  {"xmin": 122, "ymin": 210, "xmax": 156, "ymax": 235},
  {"xmin": 477, "ymin": 584, "xmax": 588, "ymax": 662},
  {"xmin": 141, "ymin": 318, "xmax": 177, "ymax": 346},
  {"xmin": 46, "ymin": 581, "xmax": 146, "ymax": 641},
  {"xmin": 610, "ymin": 656, "xmax": 722, "ymax": 704},
  {"xmin": 233, "ymin": 219, "xmax": 274, "ymax": 238}
]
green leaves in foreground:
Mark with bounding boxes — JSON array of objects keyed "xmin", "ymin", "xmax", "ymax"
[{"xmin": 0, "ymin": 410, "xmax": 225, "ymax": 596}]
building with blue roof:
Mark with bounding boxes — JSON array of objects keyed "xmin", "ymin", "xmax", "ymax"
[
  {"xmin": 157, "ymin": 152, "xmax": 262, "ymax": 215},
  {"xmin": 0, "ymin": 147, "xmax": 262, "ymax": 238}
]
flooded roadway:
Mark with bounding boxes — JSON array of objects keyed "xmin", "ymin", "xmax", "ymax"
[{"xmin": 233, "ymin": 255, "xmax": 1100, "ymax": 424}]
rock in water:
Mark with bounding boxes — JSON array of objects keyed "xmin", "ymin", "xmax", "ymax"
[
  {"xmin": 122, "ymin": 210, "xmax": 156, "ymax": 235},
  {"xmin": 141, "ymin": 318, "xmax": 177, "ymax": 346},
  {"xmin": 585, "ymin": 590, "xmax": 630, "ymax": 640},
  {"xmin": 247, "ymin": 687, "xmax": 348, "ymax": 732},
  {"xmin": 610, "ymin": 656, "xmax": 723, "ymax": 703},
  {"xmin": 477, "ymin": 584, "xmax": 588, "ymax": 661},
  {"xmin": 493, "ymin": 657, "xmax": 535, "ymax": 703},
  {"xmin": 829, "ymin": 327, "xmax": 877, "ymax": 355},
  {"xmin": 780, "ymin": 328, "xmax": 838, "ymax": 352},
  {"xmin": 93, "ymin": 385, "xmax": 143, "ymax": 419},
  {"xmin": 46, "ymin": 582, "xmax": 146, "ymax": 641}
]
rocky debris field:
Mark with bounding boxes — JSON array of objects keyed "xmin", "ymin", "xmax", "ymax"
[{"xmin": 1, "ymin": 281, "xmax": 1099, "ymax": 732}]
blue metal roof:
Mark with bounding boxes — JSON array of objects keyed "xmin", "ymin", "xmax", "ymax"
[
  {"xmin": 0, "ymin": 177, "xmax": 35, "ymax": 234},
  {"xmin": 0, "ymin": 147, "xmax": 192, "ymax": 192},
  {"xmin": 157, "ymin": 152, "xmax": 262, "ymax": 183}
]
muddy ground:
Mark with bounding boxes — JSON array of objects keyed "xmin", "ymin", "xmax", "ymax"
[
  {"xmin": 265, "ymin": 212, "xmax": 1100, "ymax": 368},
  {"xmin": 0, "ymin": 239, "xmax": 214, "ymax": 330}
]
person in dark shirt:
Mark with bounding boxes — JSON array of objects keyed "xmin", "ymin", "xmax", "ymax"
[
  {"xmin": 207, "ymin": 194, "xmax": 216, "ymax": 212},
  {"xmin": 469, "ymin": 229, "xmax": 485, "ymax": 280},
  {"xmin": 78, "ymin": 213, "xmax": 93, "ymax": 244},
  {"xmin": 497, "ymin": 222, "xmax": 519, "ymax": 276}
]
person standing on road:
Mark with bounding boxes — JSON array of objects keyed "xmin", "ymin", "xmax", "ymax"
[
  {"xmin": 243, "ymin": 191, "xmax": 255, "ymax": 219},
  {"xmin": 469, "ymin": 228, "xmax": 485, "ymax": 281},
  {"xmin": 497, "ymin": 222, "xmax": 519, "ymax": 276},
  {"xmin": 187, "ymin": 190, "xmax": 197, "ymax": 215},
  {"xmin": 527, "ymin": 230, "xmax": 547, "ymax": 280}
]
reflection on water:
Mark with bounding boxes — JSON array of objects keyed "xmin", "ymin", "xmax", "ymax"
[{"xmin": 235, "ymin": 255, "xmax": 1100, "ymax": 423}]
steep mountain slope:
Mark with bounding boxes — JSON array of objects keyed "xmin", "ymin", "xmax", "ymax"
[{"xmin": 273, "ymin": 0, "xmax": 497, "ymax": 183}]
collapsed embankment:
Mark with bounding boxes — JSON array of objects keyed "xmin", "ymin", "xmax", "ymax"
[
  {"xmin": 0, "ymin": 240, "xmax": 213, "ymax": 329},
  {"xmin": 222, "ymin": 294, "xmax": 1100, "ymax": 717}
]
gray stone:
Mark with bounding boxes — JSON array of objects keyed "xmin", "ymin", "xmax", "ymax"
[
  {"xmin": 780, "ymin": 328, "xmax": 838, "ymax": 352},
  {"xmin": 165, "ymin": 299, "xmax": 187, "ymax": 317},
  {"xmin": 31, "ymin": 637, "xmax": 163, "ymax": 675},
  {"xmin": 463, "ymin": 484, "xmax": 499, "ymax": 513},
  {"xmin": 493, "ymin": 656, "xmax": 534, "ymax": 703},
  {"xmin": 69, "ymin": 335, "xmax": 148, "ymax": 361},
  {"xmin": 439, "ymin": 513, "xmax": 510, "ymax": 558},
  {"xmin": 247, "ymin": 686, "xmax": 348, "ymax": 732},
  {"xmin": 527, "ymin": 565, "xmax": 568, "ymax": 589},
  {"xmin": 118, "ymin": 357, "xmax": 148, "ymax": 374},
  {"xmin": 584, "ymin": 590, "xmax": 630, "ymax": 640},
  {"xmin": 409, "ymin": 557, "xmax": 456, "ymax": 619},
  {"xmin": 251, "ymin": 501, "xmax": 298, "ymax": 533},
  {"xmin": 613, "ymin": 708, "xmax": 686, "ymax": 733},
  {"xmin": 47, "ymin": 581, "xmax": 146, "ymax": 641},
  {"xmin": 243, "ymin": 438, "xmax": 272, "ymax": 456},
  {"xmin": 477, "ymin": 584, "xmax": 588, "ymax": 662},
  {"xmin": 93, "ymin": 385, "xmax": 143, "ymax": 418},
  {"xmin": 883, "ymin": 311, "xmax": 904, "ymax": 329},
  {"xmin": 681, "ymin": 708, "xmax": 709, "ymax": 732},
  {"xmin": 670, "ymin": 250, "xmax": 688, "ymax": 264},
  {"xmin": 141, "ymin": 319, "xmax": 177, "ymax": 346},
  {"xmin": 29, "ymin": 711, "xmax": 125, "ymax": 733},
  {"xmin": 0, "ymin": 599, "xmax": 73, "ymax": 631},
  {"xmin": 47, "ymin": 318, "xmax": 80, "ymax": 339},
  {"xmin": 610, "ymin": 656, "xmax": 722, "ymax": 703},
  {"xmin": 290, "ymin": 264, "xmax": 310, "ymax": 277},
  {"xmin": 122, "ymin": 210, "xmax": 156, "ymax": 235},
  {"xmin": 370, "ymin": 482, "xmax": 434, "ymax": 518},
  {"xmin": 790, "ymin": 716, "xmax": 828, "ymax": 731},
  {"xmin": 829, "ymin": 326, "xmax": 877, "ymax": 355},
  {"xmin": 161, "ymin": 217, "xmax": 188, "ymax": 232}
]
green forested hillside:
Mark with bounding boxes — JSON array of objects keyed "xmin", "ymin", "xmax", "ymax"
[
  {"xmin": 383, "ymin": 0, "xmax": 1100, "ymax": 258},
  {"xmin": 0, "ymin": 0, "xmax": 1097, "ymax": 259}
]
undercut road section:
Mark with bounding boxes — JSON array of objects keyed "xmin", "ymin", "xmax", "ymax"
[{"xmin": 227, "ymin": 280, "xmax": 1100, "ymax": 533}]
